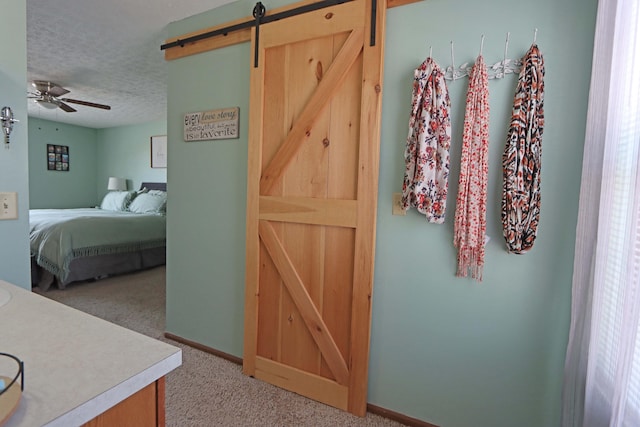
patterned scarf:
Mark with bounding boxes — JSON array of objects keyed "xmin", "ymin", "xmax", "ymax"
[
  {"xmin": 454, "ymin": 55, "xmax": 489, "ymax": 281},
  {"xmin": 501, "ymin": 44, "xmax": 545, "ymax": 254},
  {"xmin": 401, "ymin": 57, "xmax": 452, "ymax": 224}
]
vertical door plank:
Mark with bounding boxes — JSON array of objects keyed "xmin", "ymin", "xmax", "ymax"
[
  {"xmin": 261, "ymin": 46, "xmax": 289, "ymax": 185},
  {"xmin": 257, "ymin": 244, "xmax": 283, "ymax": 361},
  {"xmin": 321, "ymin": 227, "xmax": 355, "ymax": 379},
  {"xmin": 280, "ymin": 223, "xmax": 320, "ymax": 372},
  {"xmin": 347, "ymin": 0, "xmax": 386, "ymax": 416},
  {"xmin": 320, "ymin": 31, "xmax": 362, "ymax": 379},
  {"xmin": 243, "ymin": 24, "xmax": 267, "ymax": 377},
  {"xmin": 257, "ymin": 44, "xmax": 288, "ymax": 362},
  {"xmin": 278, "ymin": 38, "xmax": 328, "ymax": 373}
]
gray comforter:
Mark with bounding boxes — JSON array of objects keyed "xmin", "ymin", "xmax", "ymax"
[{"xmin": 30, "ymin": 208, "xmax": 166, "ymax": 284}]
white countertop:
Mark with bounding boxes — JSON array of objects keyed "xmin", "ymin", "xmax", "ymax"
[{"xmin": 0, "ymin": 280, "xmax": 182, "ymax": 427}]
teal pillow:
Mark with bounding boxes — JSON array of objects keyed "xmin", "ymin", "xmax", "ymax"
[
  {"xmin": 127, "ymin": 192, "xmax": 166, "ymax": 214},
  {"xmin": 100, "ymin": 191, "xmax": 136, "ymax": 211}
]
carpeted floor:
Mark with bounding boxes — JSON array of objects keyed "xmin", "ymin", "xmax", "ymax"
[{"xmin": 34, "ymin": 267, "xmax": 406, "ymax": 427}]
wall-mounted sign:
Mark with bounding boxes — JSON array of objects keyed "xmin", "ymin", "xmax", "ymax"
[{"xmin": 183, "ymin": 107, "xmax": 239, "ymax": 142}]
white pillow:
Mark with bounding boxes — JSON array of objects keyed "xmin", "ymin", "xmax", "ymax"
[
  {"xmin": 127, "ymin": 192, "xmax": 166, "ymax": 214},
  {"xmin": 100, "ymin": 191, "xmax": 136, "ymax": 211}
]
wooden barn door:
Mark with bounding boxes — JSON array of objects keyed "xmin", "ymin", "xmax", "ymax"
[{"xmin": 243, "ymin": 0, "xmax": 385, "ymax": 416}]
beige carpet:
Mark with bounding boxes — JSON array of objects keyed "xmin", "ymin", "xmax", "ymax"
[{"xmin": 35, "ymin": 267, "xmax": 406, "ymax": 427}]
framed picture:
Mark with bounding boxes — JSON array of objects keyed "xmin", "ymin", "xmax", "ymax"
[
  {"xmin": 47, "ymin": 144, "xmax": 69, "ymax": 171},
  {"xmin": 151, "ymin": 135, "xmax": 167, "ymax": 168}
]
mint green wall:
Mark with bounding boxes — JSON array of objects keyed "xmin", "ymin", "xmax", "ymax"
[
  {"xmin": 166, "ymin": 27, "xmax": 250, "ymax": 351},
  {"xmin": 166, "ymin": 0, "xmax": 596, "ymax": 426},
  {"xmin": 0, "ymin": 0, "xmax": 30, "ymax": 288},
  {"xmin": 28, "ymin": 119, "xmax": 167, "ymax": 207},
  {"xmin": 28, "ymin": 118, "xmax": 99, "ymax": 208},
  {"xmin": 96, "ymin": 121, "xmax": 167, "ymax": 198}
]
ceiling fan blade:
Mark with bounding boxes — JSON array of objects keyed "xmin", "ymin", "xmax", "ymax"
[
  {"xmin": 61, "ymin": 98, "xmax": 111, "ymax": 110},
  {"xmin": 48, "ymin": 86, "xmax": 70, "ymax": 97},
  {"xmin": 58, "ymin": 102, "xmax": 77, "ymax": 113},
  {"xmin": 32, "ymin": 80, "xmax": 69, "ymax": 97}
]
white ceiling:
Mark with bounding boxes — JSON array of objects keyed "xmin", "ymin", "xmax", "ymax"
[{"xmin": 27, "ymin": 0, "xmax": 235, "ymax": 129}]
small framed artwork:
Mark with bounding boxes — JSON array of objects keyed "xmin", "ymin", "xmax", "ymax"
[
  {"xmin": 47, "ymin": 144, "xmax": 69, "ymax": 171},
  {"xmin": 151, "ymin": 135, "xmax": 167, "ymax": 168}
]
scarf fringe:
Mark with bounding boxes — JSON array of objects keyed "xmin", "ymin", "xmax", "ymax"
[{"xmin": 456, "ymin": 245, "xmax": 484, "ymax": 281}]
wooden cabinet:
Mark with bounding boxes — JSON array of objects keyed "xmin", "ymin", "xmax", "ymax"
[{"xmin": 83, "ymin": 378, "xmax": 165, "ymax": 427}]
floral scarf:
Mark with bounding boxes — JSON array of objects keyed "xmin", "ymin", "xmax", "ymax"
[
  {"xmin": 401, "ymin": 57, "xmax": 452, "ymax": 224},
  {"xmin": 454, "ymin": 55, "xmax": 489, "ymax": 281},
  {"xmin": 501, "ymin": 44, "xmax": 545, "ymax": 254}
]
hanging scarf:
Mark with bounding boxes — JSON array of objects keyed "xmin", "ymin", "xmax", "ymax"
[
  {"xmin": 501, "ymin": 44, "xmax": 545, "ymax": 254},
  {"xmin": 454, "ymin": 55, "xmax": 489, "ymax": 281},
  {"xmin": 401, "ymin": 57, "xmax": 452, "ymax": 224}
]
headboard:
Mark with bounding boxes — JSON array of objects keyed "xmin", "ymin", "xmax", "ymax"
[{"xmin": 140, "ymin": 182, "xmax": 167, "ymax": 191}]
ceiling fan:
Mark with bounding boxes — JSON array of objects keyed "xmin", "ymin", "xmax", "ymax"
[{"xmin": 28, "ymin": 80, "xmax": 111, "ymax": 113}]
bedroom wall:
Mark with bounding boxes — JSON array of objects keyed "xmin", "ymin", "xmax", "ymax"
[
  {"xmin": 28, "ymin": 119, "xmax": 166, "ymax": 207},
  {"xmin": 96, "ymin": 121, "xmax": 167, "ymax": 198},
  {"xmin": 0, "ymin": 0, "xmax": 30, "ymax": 289},
  {"xmin": 165, "ymin": 0, "xmax": 597, "ymax": 426},
  {"xmin": 28, "ymin": 117, "xmax": 99, "ymax": 209}
]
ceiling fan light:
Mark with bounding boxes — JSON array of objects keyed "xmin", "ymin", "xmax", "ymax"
[{"xmin": 37, "ymin": 100, "xmax": 58, "ymax": 109}]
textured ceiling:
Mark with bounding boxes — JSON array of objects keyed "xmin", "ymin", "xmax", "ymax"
[{"xmin": 27, "ymin": 0, "xmax": 235, "ymax": 129}]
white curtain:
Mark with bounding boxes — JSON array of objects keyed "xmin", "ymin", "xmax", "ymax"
[{"xmin": 562, "ymin": 0, "xmax": 640, "ymax": 426}]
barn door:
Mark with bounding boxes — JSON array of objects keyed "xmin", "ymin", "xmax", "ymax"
[{"xmin": 243, "ymin": 0, "xmax": 385, "ymax": 416}]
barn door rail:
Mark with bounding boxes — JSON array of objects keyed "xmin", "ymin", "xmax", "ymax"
[{"xmin": 160, "ymin": 0, "xmax": 378, "ymax": 66}]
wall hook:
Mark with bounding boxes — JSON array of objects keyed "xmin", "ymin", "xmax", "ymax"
[
  {"xmin": 450, "ymin": 40, "xmax": 456, "ymax": 80},
  {"xmin": 533, "ymin": 28, "xmax": 538, "ymax": 44},
  {"xmin": 500, "ymin": 32, "xmax": 511, "ymax": 79},
  {"xmin": 479, "ymin": 34, "xmax": 485, "ymax": 56}
]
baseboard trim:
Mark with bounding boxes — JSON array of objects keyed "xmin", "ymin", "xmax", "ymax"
[
  {"xmin": 164, "ymin": 332, "xmax": 440, "ymax": 427},
  {"xmin": 164, "ymin": 332, "xmax": 243, "ymax": 365},
  {"xmin": 366, "ymin": 404, "xmax": 440, "ymax": 427}
]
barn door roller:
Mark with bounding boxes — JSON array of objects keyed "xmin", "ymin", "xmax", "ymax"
[{"xmin": 253, "ymin": 2, "xmax": 266, "ymax": 67}]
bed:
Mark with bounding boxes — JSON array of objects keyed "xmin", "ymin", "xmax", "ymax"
[{"xmin": 30, "ymin": 182, "xmax": 167, "ymax": 290}]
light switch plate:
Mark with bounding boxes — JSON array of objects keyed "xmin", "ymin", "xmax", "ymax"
[
  {"xmin": 0, "ymin": 192, "xmax": 18, "ymax": 220},
  {"xmin": 392, "ymin": 192, "xmax": 406, "ymax": 216}
]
